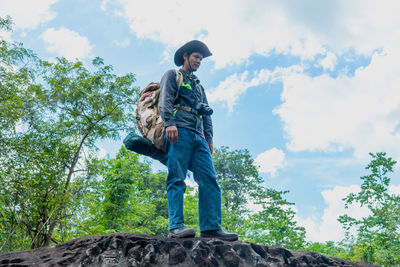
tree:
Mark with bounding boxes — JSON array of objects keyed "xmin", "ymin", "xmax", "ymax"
[
  {"xmin": 1, "ymin": 16, "xmax": 45, "ymax": 251},
  {"xmin": 0, "ymin": 17, "xmax": 138, "ymax": 250},
  {"xmin": 245, "ymin": 189, "xmax": 306, "ymax": 250},
  {"xmin": 213, "ymin": 147, "xmax": 263, "ymax": 210},
  {"xmin": 71, "ymin": 147, "xmax": 170, "ymax": 238},
  {"xmin": 303, "ymin": 241, "xmax": 351, "ymax": 260},
  {"xmin": 338, "ymin": 152, "xmax": 400, "ymax": 265},
  {"xmin": 0, "ymin": 16, "xmax": 37, "ymax": 132},
  {"xmin": 0, "ymin": 15, "xmax": 307, "ymax": 252},
  {"xmin": 212, "ymin": 146, "xmax": 306, "ymax": 249},
  {"xmin": 212, "ymin": 146, "xmax": 264, "ymax": 233}
]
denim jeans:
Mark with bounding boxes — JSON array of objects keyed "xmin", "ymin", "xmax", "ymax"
[{"xmin": 164, "ymin": 127, "xmax": 221, "ymax": 232}]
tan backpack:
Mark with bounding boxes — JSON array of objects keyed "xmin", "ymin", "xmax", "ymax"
[{"xmin": 136, "ymin": 70, "xmax": 183, "ymax": 152}]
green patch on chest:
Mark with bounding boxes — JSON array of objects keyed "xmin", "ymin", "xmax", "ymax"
[{"xmin": 181, "ymin": 82, "xmax": 192, "ymax": 90}]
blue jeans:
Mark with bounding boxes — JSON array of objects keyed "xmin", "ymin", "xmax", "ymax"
[{"xmin": 164, "ymin": 127, "xmax": 221, "ymax": 232}]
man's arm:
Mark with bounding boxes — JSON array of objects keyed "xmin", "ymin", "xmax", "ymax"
[
  {"xmin": 159, "ymin": 70, "xmax": 179, "ymax": 143},
  {"xmin": 201, "ymin": 85, "xmax": 214, "ymax": 153}
]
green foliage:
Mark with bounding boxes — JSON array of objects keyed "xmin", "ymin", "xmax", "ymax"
[
  {"xmin": 245, "ymin": 189, "xmax": 306, "ymax": 250},
  {"xmin": 0, "ymin": 16, "xmax": 13, "ymax": 31},
  {"xmin": 71, "ymin": 147, "xmax": 169, "ymax": 238},
  {"xmin": 303, "ymin": 241, "xmax": 352, "ymax": 260},
  {"xmin": 0, "ymin": 16, "xmax": 38, "ymax": 134},
  {"xmin": 4, "ymin": 16, "xmax": 399, "ymax": 264},
  {"xmin": 0, "ymin": 15, "xmax": 306, "ymax": 253},
  {"xmin": 0, "ymin": 18, "xmax": 138, "ymax": 250},
  {"xmin": 338, "ymin": 152, "xmax": 400, "ymax": 265},
  {"xmin": 212, "ymin": 146, "xmax": 306, "ymax": 250},
  {"xmin": 213, "ymin": 146, "xmax": 263, "ymax": 215},
  {"xmin": 183, "ymin": 186, "xmax": 200, "ymax": 233}
]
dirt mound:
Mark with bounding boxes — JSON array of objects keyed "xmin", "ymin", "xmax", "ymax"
[{"xmin": 0, "ymin": 233, "xmax": 376, "ymax": 266}]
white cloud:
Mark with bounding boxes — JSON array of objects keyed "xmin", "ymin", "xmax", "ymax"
[
  {"xmin": 100, "ymin": 0, "xmax": 400, "ymax": 68},
  {"xmin": 207, "ymin": 65, "xmax": 303, "ymax": 112},
  {"xmin": 160, "ymin": 49, "xmax": 170, "ymax": 65},
  {"xmin": 254, "ymin": 148, "xmax": 285, "ymax": 176},
  {"xmin": 207, "ymin": 70, "xmax": 271, "ymax": 112},
  {"xmin": 389, "ymin": 184, "xmax": 400, "ymax": 195},
  {"xmin": 209, "ymin": 45, "xmax": 400, "ymax": 162},
  {"xmin": 42, "ymin": 27, "xmax": 94, "ymax": 60},
  {"xmin": 0, "ymin": 30, "xmax": 12, "ymax": 42},
  {"xmin": 112, "ymin": 38, "xmax": 130, "ymax": 47},
  {"xmin": 296, "ymin": 185, "xmax": 371, "ymax": 242},
  {"xmin": 0, "ymin": 0, "xmax": 58, "ymax": 30},
  {"xmin": 14, "ymin": 119, "xmax": 28, "ymax": 133},
  {"xmin": 319, "ymin": 52, "xmax": 337, "ymax": 71},
  {"xmin": 100, "ymin": 0, "xmax": 325, "ymax": 68},
  {"xmin": 97, "ymin": 146, "xmax": 108, "ymax": 159},
  {"xmin": 274, "ymin": 43, "xmax": 400, "ymax": 160},
  {"xmin": 100, "ymin": 0, "xmax": 400, "ymax": 161}
]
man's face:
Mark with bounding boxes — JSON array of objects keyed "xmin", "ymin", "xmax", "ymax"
[{"xmin": 184, "ymin": 52, "xmax": 203, "ymax": 71}]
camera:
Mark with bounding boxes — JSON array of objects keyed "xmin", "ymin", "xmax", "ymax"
[{"xmin": 195, "ymin": 102, "xmax": 213, "ymax": 116}]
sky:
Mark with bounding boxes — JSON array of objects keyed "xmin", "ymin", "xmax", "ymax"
[{"xmin": 1, "ymin": 0, "xmax": 400, "ymax": 243}]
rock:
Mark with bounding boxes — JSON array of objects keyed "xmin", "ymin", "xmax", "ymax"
[{"xmin": 0, "ymin": 233, "xmax": 377, "ymax": 267}]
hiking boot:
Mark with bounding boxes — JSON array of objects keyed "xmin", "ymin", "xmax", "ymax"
[
  {"xmin": 169, "ymin": 227, "xmax": 196, "ymax": 238},
  {"xmin": 200, "ymin": 229, "xmax": 238, "ymax": 241}
]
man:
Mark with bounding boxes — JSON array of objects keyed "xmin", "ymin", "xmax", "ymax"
[{"xmin": 159, "ymin": 40, "xmax": 238, "ymax": 241}]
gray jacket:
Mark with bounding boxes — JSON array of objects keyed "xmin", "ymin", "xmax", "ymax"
[{"xmin": 158, "ymin": 69, "xmax": 213, "ymax": 144}]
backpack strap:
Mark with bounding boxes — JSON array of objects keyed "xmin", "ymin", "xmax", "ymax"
[
  {"xmin": 174, "ymin": 105, "xmax": 202, "ymax": 119},
  {"xmin": 174, "ymin": 69, "xmax": 183, "ymax": 101}
]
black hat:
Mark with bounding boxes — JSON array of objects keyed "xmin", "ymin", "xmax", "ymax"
[{"xmin": 174, "ymin": 40, "xmax": 212, "ymax": 66}]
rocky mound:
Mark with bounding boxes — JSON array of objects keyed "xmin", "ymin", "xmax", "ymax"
[{"xmin": 0, "ymin": 233, "xmax": 376, "ymax": 267}]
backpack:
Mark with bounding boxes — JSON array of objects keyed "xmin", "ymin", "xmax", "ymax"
[{"xmin": 135, "ymin": 70, "xmax": 183, "ymax": 152}]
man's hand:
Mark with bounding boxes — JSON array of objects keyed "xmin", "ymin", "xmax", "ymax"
[
  {"xmin": 208, "ymin": 143, "xmax": 213, "ymax": 154},
  {"xmin": 166, "ymin": 126, "xmax": 178, "ymax": 143}
]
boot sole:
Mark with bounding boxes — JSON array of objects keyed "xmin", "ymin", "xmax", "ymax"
[
  {"xmin": 200, "ymin": 234, "xmax": 238, "ymax": 241},
  {"xmin": 169, "ymin": 229, "xmax": 196, "ymax": 238}
]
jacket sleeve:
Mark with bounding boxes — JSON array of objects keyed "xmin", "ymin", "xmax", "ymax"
[
  {"xmin": 159, "ymin": 69, "xmax": 178, "ymax": 127},
  {"xmin": 201, "ymin": 86, "xmax": 213, "ymax": 145}
]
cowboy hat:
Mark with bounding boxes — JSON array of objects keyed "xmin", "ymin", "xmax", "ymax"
[{"xmin": 174, "ymin": 40, "xmax": 212, "ymax": 66}]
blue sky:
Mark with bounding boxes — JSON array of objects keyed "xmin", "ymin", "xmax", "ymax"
[{"xmin": 2, "ymin": 0, "xmax": 400, "ymax": 242}]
